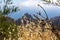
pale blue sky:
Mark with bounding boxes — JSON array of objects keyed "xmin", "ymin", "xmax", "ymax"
[
  {"xmin": 0, "ymin": 0, "xmax": 60, "ymax": 20},
  {"xmin": 13, "ymin": 0, "xmax": 42, "ymax": 4},
  {"xmin": 7, "ymin": 0, "xmax": 60, "ymax": 20}
]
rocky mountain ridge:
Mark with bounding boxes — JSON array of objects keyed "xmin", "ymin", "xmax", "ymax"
[{"xmin": 6, "ymin": 13, "xmax": 60, "ymax": 27}]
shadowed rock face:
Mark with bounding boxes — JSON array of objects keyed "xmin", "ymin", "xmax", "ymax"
[
  {"xmin": 22, "ymin": 13, "xmax": 33, "ymax": 21},
  {"xmin": 51, "ymin": 16, "xmax": 60, "ymax": 30},
  {"xmin": 50, "ymin": 16, "xmax": 60, "ymax": 40},
  {"xmin": 16, "ymin": 13, "xmax": 37, "ymax": 25},
  {"xmin": 5, "ymin": 13, "xmax": 60, "ymax": 29},
  {"xmin": 5, "ymin": 13, "xmax": 60, "ymax": 30},
  {"xmin": 15, "ymin": 13, "xmax": 60, "ymax": 28},
  {"xmin": 15, "ymin": 13, "xmax": 33, "ymax": 25},
  {"xmin": 2, "ymin": 13, "xmax": 36, "ymax": 25},
  {"xmin": 16, "ymin": 18, "xmax": 21, "ymax": 25}
]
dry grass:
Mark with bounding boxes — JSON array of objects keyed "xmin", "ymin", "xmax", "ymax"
[{"xmin": 18, "ymin": 20, "xmax": 58, "ymax": 40}]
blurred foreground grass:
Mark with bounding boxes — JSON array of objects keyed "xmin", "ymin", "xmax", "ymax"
[{"xmin": 18, "ymin": 20, "xmax": 60, "ymax": 40}]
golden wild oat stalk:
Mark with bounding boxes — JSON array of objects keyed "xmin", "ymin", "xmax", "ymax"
[{"xmin": 18, "ymin": 19, "xmax": 59, "ymax": 40}]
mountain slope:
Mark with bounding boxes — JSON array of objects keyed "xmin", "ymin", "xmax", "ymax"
[{"xmin": 51, "ymin": 16, "xmax": 60, "ymax": 30}]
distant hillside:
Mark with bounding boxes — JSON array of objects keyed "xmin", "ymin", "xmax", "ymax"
[
  {"xmin": 15, "ymin": 13, "xmax": 37, "ymax": 25},
  {"xmin": 7, "ymin": 13, "xmax": 60, "ymax": 27},
  {"xmin": 15, "ymin": 13, "xmax": 60, "ymax": 28},
  {"xmin": 50, "ymin": 16, "xmax": 60, "ymax": 30},
  {"xmin": 5, "ymin": 13, "xmax": 60, "ymax": 28}
]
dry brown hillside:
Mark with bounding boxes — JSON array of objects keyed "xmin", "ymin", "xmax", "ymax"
[
  {"xmin": 4, "ymin": 13, "xmax": 60, "ymax": 40},
  {"xmin": 18, "ymin": 19, "xmax": 59, "ymax": 40}
]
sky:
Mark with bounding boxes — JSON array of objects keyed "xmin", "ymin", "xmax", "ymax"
[
  {"xmin": 13, "ymin": 0, "xmax": 58, "ymax": 7},
  {"xmin": 13, "ymin": 0, "xmax": 42, "ymax": 6},
  {"xmin": 6, "ymin": 0, "xmax": 60, "ymax": 20}
]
